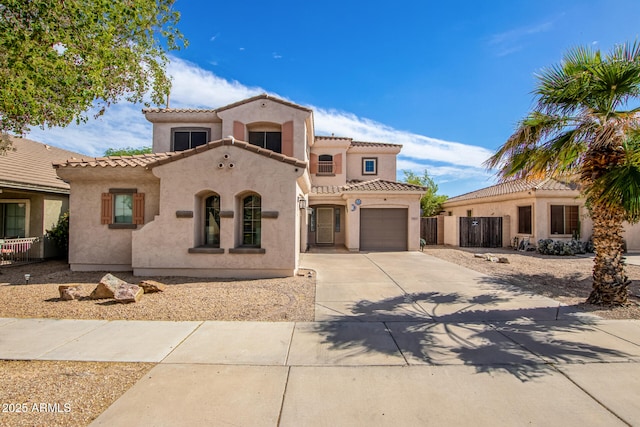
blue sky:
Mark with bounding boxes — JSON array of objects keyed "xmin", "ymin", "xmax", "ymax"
[{"xmin": 28, "ymin": 0, "xmax": 640, "ymax": 197}]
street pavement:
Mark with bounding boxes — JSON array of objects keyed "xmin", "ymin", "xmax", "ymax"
[{"xmin": 0, "ymin": 251, "xmax": 639, "ymax": 426}]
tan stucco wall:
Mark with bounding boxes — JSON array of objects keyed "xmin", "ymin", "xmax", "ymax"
[
  {"xmin": 442, "ymin": 192, "xmax": 594, "ymax": 247},
  {"xmin": 131, "ymin": 145, "xmax": 305, "ymax": 277},
  {"xmin": 56, "ymin": 167, "xmax": 161, "ymax": 271},
  {"xmin": 217, "ymin": 98, "xmax": 312, "ymax": 161},
  {"xmin": 346, "ymin": 152, "xmax": 397, "ymax": 181}
]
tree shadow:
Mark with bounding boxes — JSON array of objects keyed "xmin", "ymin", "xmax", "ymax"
[{"xmin": 314, "ymin": 291, "xmax": 634, "ymax": 382}]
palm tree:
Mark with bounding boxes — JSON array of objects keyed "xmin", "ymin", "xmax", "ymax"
[{"xmin": 485, "ymin": 42, "xmax": 640, "ymax": 306}]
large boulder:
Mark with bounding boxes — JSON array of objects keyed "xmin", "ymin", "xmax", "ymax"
[
  {"xmin": 138, "ymin": 280, "xmax": 166, "ymax": 294},
  {"xmin": 59, "ymin": 285, "xmax": 82, "ymax": 301},
  {"xmin": 90, "ymin": 273, "xmax": 128, "ymax": 300},
  {"xmin": 114, "ymin": 284, "xmax": 143, "ymax": 303}
]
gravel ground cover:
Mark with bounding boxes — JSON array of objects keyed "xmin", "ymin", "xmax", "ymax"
[
  {"xmin": 0, "ymin": 260, "xmax": 315, "ymax": 321},
  {"xmin": 0, "ymin": 361, "xmax": 153, "ymax": 427},
  {"xmin": 422, "ymin": 246, "xmax": 640, "ymax": 319}
]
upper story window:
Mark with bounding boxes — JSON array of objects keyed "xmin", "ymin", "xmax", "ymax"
[
  {"xmin": 362, "ymin": 157, "xmax": 377, "ymax": 175},
  {"xmin": 249, "ymin": 131, "xmax": 281, "ymax": 153},
  {"xmin": 172, "ymin": 128, "xmax": 210, "ymax": 151},
  {"xmin": 318, "ymin": 154, "xmax": 334, "ymax": 175}
]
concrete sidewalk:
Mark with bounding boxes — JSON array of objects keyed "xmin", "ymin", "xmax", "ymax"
[{"xmin": 0, "ymin": 252, "xmax": 639, "ymax": 426}]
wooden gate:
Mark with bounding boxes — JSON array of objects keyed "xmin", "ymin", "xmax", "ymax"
[
  {"xmin": 460, "ymin": 217, "xmax": 502, "ymax": 248},
  {"xmin": 420, "ymin": 217, "xmax": 438, "ymax": 245}
]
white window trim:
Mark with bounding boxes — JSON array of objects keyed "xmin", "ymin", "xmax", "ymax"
[{"xmin": 362, "ymin": 157, "xmax": 378, "ymax": 175}]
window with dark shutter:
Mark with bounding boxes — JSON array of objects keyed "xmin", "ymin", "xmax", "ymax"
[{"xmin": 102, "ymin": 189, "xmax": 145, "ymax": 228}]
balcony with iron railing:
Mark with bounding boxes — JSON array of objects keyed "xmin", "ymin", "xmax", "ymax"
[{"xmin": 317, "ymin": 161, "xmax": 335, "ymax": 175}]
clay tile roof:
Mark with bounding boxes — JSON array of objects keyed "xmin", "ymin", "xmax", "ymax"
[
  {"xmin": 445, "ymin": 177, "xmax": 580, "ymax": 203},
  {"xmin": 310, "ymin": 185, "xmax": 344, "ymax": 194},
  {"xmin": 350, "ymin": 141, "xmax": 402, "ymax": 148},
  {"xmin": 343, "ymin": 179, "xmax": 426, "ymax": 192},
  {"xmin": 142, "ymin": 107, "xmax": 217, "ymax": 114},
  {"xmin": 0, "ymin": 137, "xmax": 87, "ymax": 193},
  {"xmin": 53, "ymin": 139, "xmax": 307, "ymax": 170},
  {"xmin": 215, "ymin": 94, "xmax": 312, "ymax": 113},
  {"xmin": 311, "ymin": 179, "xmax": 426, "ymax": 194},
  {"xmin": 315, "ymin": 135, "xmax": 353, "ymax": 140},
  {"xmin": 53, "ymin": 152, "xmax": 174, "ymax": 169}
]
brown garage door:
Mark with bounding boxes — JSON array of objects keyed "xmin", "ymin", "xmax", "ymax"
[{"xmin": 360, "ymin": 208, "xmax": 408, "ymax": 251}]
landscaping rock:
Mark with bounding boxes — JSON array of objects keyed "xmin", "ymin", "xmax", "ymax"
[
  {"xmin": 138, "ymin": 280, "xmax": 166, "ymax": 294},
  {"xmin": 59, "ymin": 285, "xmax": 82, "ymax": 301},
  {"xmin": 90, "ymin": 273, "xmax": 127, "ymax": 299},
  {"xmin": 114, "ymin": 284, "xmax": 143, "ymax": 303}
]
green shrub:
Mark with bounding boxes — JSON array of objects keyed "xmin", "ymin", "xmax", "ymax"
[
  {"xmin": 46, "ymin": 212, "xmax": 69, "ymax": 256},
  {"xmin": 537, "ymin": 238, "xmax": 593, "ymax": 256}
]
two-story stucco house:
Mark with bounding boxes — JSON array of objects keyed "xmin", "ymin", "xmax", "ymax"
[{"xmin": 54, "ymin": 95, "xmax": 425, "ymax": 278}]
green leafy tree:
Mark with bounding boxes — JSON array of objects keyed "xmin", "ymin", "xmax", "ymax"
[
  {"xmin": 402, "ymin": 169, "xmax": 448, "ymax": 217},
  {"xmin": 485, "ymin": 42, "xmax": 640, "ymax": 306},
  {"xmin": 104, "ymin": 146, "xmax": 152, "ymax": 156},
  {"xmin": 0, "ymin": 0, "xmax": 186, "ymax": 151}
]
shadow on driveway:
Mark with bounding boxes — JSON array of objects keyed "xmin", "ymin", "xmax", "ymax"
[{"xmin": 313, "ymin": 291, "xmax": 634, "ymax": 382}]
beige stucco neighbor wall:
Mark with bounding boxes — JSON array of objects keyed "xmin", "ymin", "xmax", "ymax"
[
  {"xmin": 442, "ymin": 191, "xmax": 594, "ymax": 248},
  {"xmin": 131, "ymin": 145, "xmax": 305, "ymax": 278},
  {"xmin": 342, "ymin": 193, "xmax": 423, "ymax": 251},
  {"xmin": 0, "ymin": 190, "xmax": 69, "ymax": 258},
  {"xmin": 56, "ymin": 167, "xmax": 161, "ymax": 271}
]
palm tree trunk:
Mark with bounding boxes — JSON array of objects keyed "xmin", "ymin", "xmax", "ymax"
[{"xmin": 587, "ymin": 202, "xmax": 630, "ymax": 305}]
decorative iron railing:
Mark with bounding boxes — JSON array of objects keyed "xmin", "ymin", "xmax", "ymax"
[
  {"xmin": 317, "ymin": 161, "xmax": 335, "ymax": 175},
  {"xmin": 0, "ymin": 237, "xmax": 42, "ymax": 265}
]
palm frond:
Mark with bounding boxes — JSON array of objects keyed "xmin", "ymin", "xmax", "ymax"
[{"xmin": 584, "ymin": 137, "xmax": 640, "ymax": 222}]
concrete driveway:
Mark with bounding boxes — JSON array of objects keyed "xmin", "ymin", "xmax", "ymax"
[
  {"xmin": 2, "ymin": 251, "xmax": 639, "ymax": 426},
  {"xmin": 306, "ymin": 251, "xmax": 570, "ymax": 322}
]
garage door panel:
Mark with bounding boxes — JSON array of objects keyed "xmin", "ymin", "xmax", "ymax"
[{"xmin": 360, "ymin": 208, "xmax": 407, "ymax": 251}]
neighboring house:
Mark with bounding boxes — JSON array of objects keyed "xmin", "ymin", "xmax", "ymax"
[
  {"xmin": 54, "ymin": 95, "xmax": 425, "ymax": 278},
  {"xmin": 441, "ymin": 177, "xmax": 640, "ymax": 250},
  {"xmin": 0, "ymin": 137, "xmax": 84, "ymax": 260}
]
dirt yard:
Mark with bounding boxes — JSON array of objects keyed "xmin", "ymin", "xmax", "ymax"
[
  {"xmin": 422, "ymin": 246, "xmax": 640, "ymax": 320},
  {"xmin": 0, "ymin": 260, "xmax": 315, "ymax": 321}
]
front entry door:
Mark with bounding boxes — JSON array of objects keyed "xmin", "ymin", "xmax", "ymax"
[{"xmin": 316, "ymin": 207, "xmax": 334, "ymax": 244}]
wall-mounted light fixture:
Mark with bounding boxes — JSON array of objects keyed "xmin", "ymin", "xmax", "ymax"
[{"xmin": 298, "ymin": 197, "xmax": 307, "ymax": 209}]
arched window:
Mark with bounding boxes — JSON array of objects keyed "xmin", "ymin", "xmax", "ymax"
[
  {"xmin": 318, "ymin": 154, "xmax": 334, "ymax": 175},
  {"xmin": 204, "ymin": 195, "xmax": 221, "ymax": 246},
  {"xmin": 242, "ymin": 194, "xmax": 261, "ymax": 247}
]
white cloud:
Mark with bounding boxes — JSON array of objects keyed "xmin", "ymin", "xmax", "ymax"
[
  {"xmin": 167, "ymin": 57, "xmax": 263, "ymax": 108},
  {"xmin": 313, "ymin": 108, "xmax": 493, "ymax": 168},
  {"xmin": 489, "ymin": 21, "xmax": 554, "ymax": 57},
  {"xmin": 26, "ymin": 55, "xmax": 494, "ymax": 194}
]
